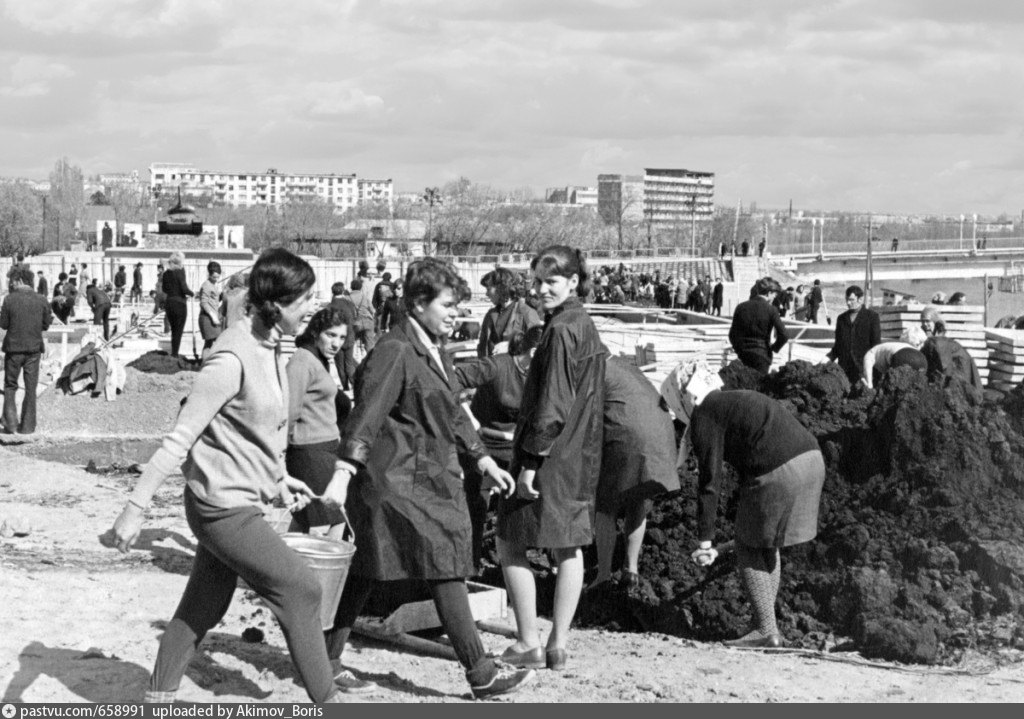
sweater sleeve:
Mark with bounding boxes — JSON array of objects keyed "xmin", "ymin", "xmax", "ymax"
[
  {"xmin": 286, "ymin": 351, "xmax": 314, "ymax": 437},
  {"xmin": 691, "ymin": 405, "xmax": 727, "ymax": 542},
  {"xmin": 128, "ymin": 353, "xmax": 242, "ymax": 507}
]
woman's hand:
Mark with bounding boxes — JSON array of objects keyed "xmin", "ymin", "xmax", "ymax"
[
  {"xmin": 109, "ymin": 503, "xmax": 145, "ymax": 553},
  {"xmin": 279, "ymin": 476, "xmax": 315, "ymax": 513},
  {"xmin": 478, "ymin": 456, "xmax": 515, "ymax": 498},
  {"xmin": 691, "ymin": 542, "xmax": 719, "ymax": 567},
  {"xmin": 491, "ymin": 341, "xmax": 510, "ymax": 355},
  {"xmin": 516, "ymin": 468, "xmax": 539, "ymax": 500},
  {"xmin": 321, "ymin": 466, "xmax": 353, "ymax": 509}
]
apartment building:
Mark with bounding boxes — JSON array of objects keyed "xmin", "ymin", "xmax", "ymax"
[
  {"xmin": 642, "ymin": 168, "xmax": 715, "ymax": 228},
  {"xmin": 149, "ymin": 163, "xmax": 392, "ymax": 211}
]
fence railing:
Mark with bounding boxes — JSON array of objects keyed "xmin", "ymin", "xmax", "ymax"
[{"xmin": 766, "ymin": 236, "xmax": 1024, "ymax": 257}]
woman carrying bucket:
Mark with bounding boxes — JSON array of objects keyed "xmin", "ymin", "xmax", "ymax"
[
  {"xmin": 108, "ymin": 248, "xmax": 348, "ymax": 704},
  {"xmin": 284, "ymin": 306, "xmax": 376, "ymax": 695},
  {"xmin": 319, "ymin": 257, "xmax": 536, "ymax": 700}
]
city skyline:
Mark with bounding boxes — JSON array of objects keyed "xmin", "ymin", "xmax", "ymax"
[{"xmin": 1, "ymin": 1, "xmax": 1022, "ymax": 216}]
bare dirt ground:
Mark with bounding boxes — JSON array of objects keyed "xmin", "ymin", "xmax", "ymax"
[{"xmin": 3, "ymin": 370, "xmax": 1024, "ymax": 703}]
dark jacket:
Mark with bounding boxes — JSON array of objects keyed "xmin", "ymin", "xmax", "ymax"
[
  {"xmin": 328, "ymin": 295, "xmax": 357, "ymax": 350},
  {"xmin": 377, "ymin": 296, "xmax": 407, "ymax": 334},
  {"xmin": 499, "ymin": 296, "xmax": 607, "ymax": 548},
  {"xmin": 921, "ymin": 336, "xmax": 983, "ymax": 404},
  {"xmin": 132, "ymin": 267, "xmax": 143, "ymax": 290},
  {"xmin": 712, "ymin": 282, "xmax": 724, "ymax": 307},
  {"xmin": 37, "ymin": 277, "xmax": 48, "ymax": 297},
  {"xmin": 1, "ymin": 286, "xmax": 53, "ymax": 353},
  {"xmin": 828, "ymin": 307, "xmax": 881, "ymax": 383},
  {"xmin": 86, "ymin": 285, "xmax": 111, "ymax": 310},
  {"xmin": 454, "ymin": 353, "xmax": 528, "ymax": 465},
  {"xmin": 729, "ymin": 296, "xmax": 789, "ymax": 370},
  {"xmin": 477, "ymin": 299, "xmax": 542, "ymax": 357},
  {"xmin": 339, "ymin": 319, "xmax": 486, "ymax": 580},
  {"xmin": 161, "ymin": 268, "xmax": 194, "ymax": 302},
  {"xmin": 114, "ymin": 270, "xmax": 127, "ymax": 290}
]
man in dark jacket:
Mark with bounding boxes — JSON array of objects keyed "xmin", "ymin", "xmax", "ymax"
[
  {"xmin": 711, "ymin": 278, "xmax": 724, "ymax": 316},
  {"xmin": 113, "ymin": 265, "xmax": 127, "ymax": 303},
  {"xmin": 728, "ymin": 277, "xmax": 789, "ymax": 374},
  {"xmin": 827, "ymin": 285, "xmax": 881, "ymax": 385},
  {"xmin": 36, "ymin": 271, "xmax": 48, "ymax": 297},
  {"xmin": 86, "ymin": 279, "xmax": 113, "ymax": 340},
  {"xmin": 130, "ymin": 263, "xmax": 144, "ymax": 303},
  {"xmin": 1, "ymin": 265, "xmax": 53, "ymax": 434},
  {"xmin": 328, "ymin": 281, "xmax": 357, "ymax": 391},
  {"xmin": 807, "ymin": 279, "xmax": 823, "ymax": 324}
]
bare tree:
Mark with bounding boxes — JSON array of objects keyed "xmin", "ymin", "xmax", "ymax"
[{"xmin": 0, "ymin": 182, "xmax": 43, "ymax": 256}]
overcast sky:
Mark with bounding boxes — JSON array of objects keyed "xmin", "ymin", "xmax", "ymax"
[{"xmin": 1, "ymin": 0, "xmax": 1022, "ymax": 215}]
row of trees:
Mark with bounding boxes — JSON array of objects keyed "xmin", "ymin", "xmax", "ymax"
[{"xmin": 7, "ymin": 164, "xmax": 1009, "ymax": 260}]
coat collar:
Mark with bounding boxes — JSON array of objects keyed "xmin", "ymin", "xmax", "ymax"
[
  {"xmin": 545, "ymin": 295, "xmax": 582, "ymax": 321},
  {"xmin": 398, "ymin": 318, "xmax": 452, "ymax": 387}
]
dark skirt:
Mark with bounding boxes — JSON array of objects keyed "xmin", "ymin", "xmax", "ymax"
[
  {"xmin": 285, "ymin": 439, "xmax": 343, "ymax": 531},
  {"xmin": 199, "ymin": 312, "xmax": 222, "ymax": 342},
  {"xmin": 736, "ymin": 450, "xmax": 825, "ymax": 548}
]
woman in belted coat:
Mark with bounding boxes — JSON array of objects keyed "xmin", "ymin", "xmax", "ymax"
[{"xmin": 319, "ymin": 257, "xmax": 534, "ymax": 699}]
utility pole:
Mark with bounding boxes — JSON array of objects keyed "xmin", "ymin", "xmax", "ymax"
[
  {"xmin": 732, "ymin": 198, "xmax": 742, "ymax": 248},
  {"xmin": 690, "ymin": 192, "xmax": 697, "ymax": 256},
  {"xmin": 959, "ymin": 214, "xmax": 964, "ymax": 250},
  {"xmin": 865, "ymin": 214, "xmax": 874, "ymax": 306},
  {"xmin": 41, "ymin": 195, "xmax": 47, "ymax": 252},
  {"xmin": 423, "ymin": 187, "xmax": 439, "ymax": 253}
]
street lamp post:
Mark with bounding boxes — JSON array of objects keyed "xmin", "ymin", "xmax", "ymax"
[{"xmin": 423, "ymin": 187, "xmax": 439, "ymax": 252}]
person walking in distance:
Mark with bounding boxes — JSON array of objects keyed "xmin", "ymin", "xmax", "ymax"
[
  {"xmin": 347, "ymin": 278, "xmax": 376, "ymax": 356},
  {"xmin": 86, "ymin": 278, "xmax": 113, "ymax": 340},
  {"xmin": 161, "ymin": 251, "xmax": 194, "ymax": 358},
  {"xmin": 114, "ymin": 265, "xmax": 127, "ymax": 303},
  {"xmin": 130, "ymin": 263, "xmax": 144, "ymax": 304},
  {"xmin": 1, "ymin": 265, "xmax": 53, "ymax": 435}
]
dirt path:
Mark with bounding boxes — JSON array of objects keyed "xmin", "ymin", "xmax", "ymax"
[{"xmin": 2, "ymin": 448, "xmax": 1023, "ymax": 703}]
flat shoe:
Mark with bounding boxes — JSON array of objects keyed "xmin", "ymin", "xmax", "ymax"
[
  {"xmin": 723, "ymin": 633, "xmax": 783, "ymax": 649},
  {"xmin": 498, "ymin": 645, "xmax": 544, "ymax": 669},
  {"xmin": 545, "ymin": 648, "xmax": 567, "ymax": 671}
]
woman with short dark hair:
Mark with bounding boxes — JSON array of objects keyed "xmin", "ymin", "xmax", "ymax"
[
  {"xmin": 477, "ymin": 267, "xmax": 542, "ymax": 357},
  {"xmin": 320, "ymin": 257, "xmax": 534, "ymax": 699},
  {"xmin": 109, "ymin": 248, "xmax": 348, "ymax": 703}
]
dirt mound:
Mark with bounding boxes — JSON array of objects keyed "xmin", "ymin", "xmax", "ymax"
[
  {"xmin": 127, "ymin": 351, "xmax": 199, "ymax": 376},
  {"xmin": 575, "ymin": 362, "xmax": 1024, "ymax": 664}
]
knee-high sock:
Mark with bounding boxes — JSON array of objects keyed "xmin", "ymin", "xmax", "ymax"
[{"xmin": 736, "ymin": 544, "xmax": 779, "ymax": 636}]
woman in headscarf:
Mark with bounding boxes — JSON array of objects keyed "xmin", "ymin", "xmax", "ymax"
[
  {"xmin": 920, "ymin": 306, "xmax": 946, "ymax": 337},
  {"xmin": 662, "ymin": 358, "xmax": 825, "ymax": 648}
]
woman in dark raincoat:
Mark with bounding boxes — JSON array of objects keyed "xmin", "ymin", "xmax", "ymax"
[
  {"xmin": 589, "ymin": 355, "xmax": 680, "ymax": 590},
  {"xmin": 496, "ymin": 245, "xmax": 607, "ymax": 673},
  {"xmin": 318, "ymin": 258, "xmax": 534, "ymax": 700}
]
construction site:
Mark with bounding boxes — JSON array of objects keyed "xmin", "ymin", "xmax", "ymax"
[{"xmin": 2, "ymin": 243, "xmax": 1024, "ymax": 703}]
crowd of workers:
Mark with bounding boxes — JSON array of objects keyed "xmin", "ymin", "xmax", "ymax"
[
  {"xmin": 90, "ymin": 246, "xmax": 833, "ymax": 703},
  {"xmin": 1, "ymin": 244, "xmax": 992, "ymax": 703}
]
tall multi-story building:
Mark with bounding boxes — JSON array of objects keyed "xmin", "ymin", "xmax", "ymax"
[
  {"xmin": 598, "ymin": 168, "xmax": 715, "ymax": 232},
  {"xmin": 642, "ymin": 168, "xmax": 715, "ymax": 229},
  {"xmin": 597, "ymin": 174, "xmax": 645, "ymax": 225},
  {"xmin": 149, "ymin": 163, "xmax": 393, "ymax": 211}
]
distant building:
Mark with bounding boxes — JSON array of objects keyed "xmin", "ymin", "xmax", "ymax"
[
  {"xmin": 641, "ymin": 168, "xmax": 715, "ymax": 229},
  {"xmin": 545, "ymin": 185, "xmax": 598, "ymax": 207},
  {"xmin": 598, "ymin": 174, "xmax": 645, "ymax": 225},
  {"xmin": 149, "ymin": 163, "xmax": 392, "ymax": 211}
]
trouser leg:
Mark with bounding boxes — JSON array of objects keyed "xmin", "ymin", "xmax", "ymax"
[
  {"xmin": 2, "ymin": 353, "xmax": 23, "ymax": 432},
  {"xmin": 325, "ymin": 573, "xmax": 375, "ymax": 660},
  {"xmin": 18, "ymin": 352, "xmax": 39, "ymax": 433},
  {"xmin": 150, "ymin": 544, "xmax": 237, "ymax": 692},
  {"xmin": 169, "ymin": 496, "xmax": 336, "ymax": 702},
  {"xmin": 427, "ymin": 579, "xmax": 495, "ymax": 686}
]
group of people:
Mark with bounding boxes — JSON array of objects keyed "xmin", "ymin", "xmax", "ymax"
[
  {"xmin": 727, "ymin": 276, "xmax": 983, "ymax": 401},
  {"xmin": 105, "ymin": 244, "xmax": 830, "ymax": 704}
]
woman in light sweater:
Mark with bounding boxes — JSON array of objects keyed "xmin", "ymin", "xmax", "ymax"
[
  {"xmin": 108, "ymin": 248, "xmax": 347, "ymax": 704},
  {"xmin": 197, "ymin": 261, "xmax": 223, "ymax": 360}
]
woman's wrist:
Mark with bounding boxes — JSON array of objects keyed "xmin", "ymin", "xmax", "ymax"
[{"xmin": 127, "ymin": 497, "xmax": 147, "ymax": 512}]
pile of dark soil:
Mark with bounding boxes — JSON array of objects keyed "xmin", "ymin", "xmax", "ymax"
[{"xmin": 574, "ymin": 360, "xmax": 1024, "ymax": 665}]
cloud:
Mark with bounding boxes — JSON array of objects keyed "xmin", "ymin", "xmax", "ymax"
[{"xmin": 306, "ymin": 84, "xmax": 385, "ymax": 117}]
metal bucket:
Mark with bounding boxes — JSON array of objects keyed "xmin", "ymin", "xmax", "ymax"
[{"xmin": 281, "ymin": 532, "xmax": 356, "ymax": 631}]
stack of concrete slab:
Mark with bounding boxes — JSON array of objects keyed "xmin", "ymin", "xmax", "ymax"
[
  {"xmin": 877, "ymin": 303, "xmax": 988, "ymax": 384},
  {"xmin": 985, "ymin": 328, "xmax": 1024, "ymax": 391}
]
